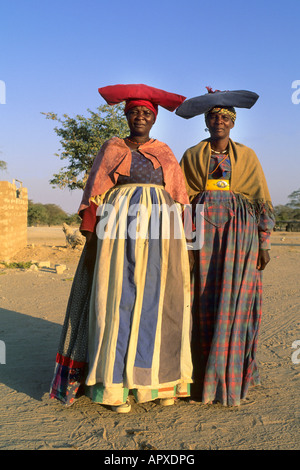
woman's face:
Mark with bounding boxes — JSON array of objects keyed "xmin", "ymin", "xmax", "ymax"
[
  {"xmin": 205, "ymin": 111, "xmax": 234, "ymax": 140},
  {"xmin": 126, "ymin": 106, "xmax": 155, "ymax": 137}
]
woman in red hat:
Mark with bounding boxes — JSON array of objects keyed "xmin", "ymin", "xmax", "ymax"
[{"xmin": 50, "ymin": 84, "xmax": 193, "ymax": 413}]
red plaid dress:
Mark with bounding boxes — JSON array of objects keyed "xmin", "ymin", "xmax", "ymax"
[{"xmin": 190, "ymin": 154, "xmax": 275, "ymax": 406}]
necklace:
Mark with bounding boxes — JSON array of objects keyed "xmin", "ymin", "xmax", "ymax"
[
  {"xmin": 125, "ymin": 137, "xmax": 152, "ymax": 146},
  {"xmin": 211, "ymin": 147, "xmax": 228, "ymax": 154}
]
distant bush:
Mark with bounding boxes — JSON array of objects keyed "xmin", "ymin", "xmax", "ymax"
[
  {"xmin": 27, "ymin": 200, "xmax": 81, "ymax": 226},
  {"xmin": 274, "ymin": 188, "xmax": 300, "ymax": 231}
]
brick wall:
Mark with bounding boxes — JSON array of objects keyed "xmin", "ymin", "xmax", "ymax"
[{"xmin": 0, "ymin": 181, "xmax": 28, "ymax": 261}]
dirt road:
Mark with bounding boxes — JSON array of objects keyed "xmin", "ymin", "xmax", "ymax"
[{"xmin": 0, "ymin": 227, "xmax": 299, "ymax": 450}]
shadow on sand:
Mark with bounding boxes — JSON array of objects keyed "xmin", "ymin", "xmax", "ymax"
[{"xmin": 0, "ymin": 308, "xmax": 62, "ymax": 401}]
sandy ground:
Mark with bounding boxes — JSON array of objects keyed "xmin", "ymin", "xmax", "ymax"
[{"xmin": 0, "ymin": 226, "xmax": 299, "ymax": 451}]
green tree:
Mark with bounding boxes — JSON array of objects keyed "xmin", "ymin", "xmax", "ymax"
[
  {"xmin": 65, "ymin": 213, "xmax": 81, "ymax": 225},
  {"xmin": 27, "ymin": 200, "xmax": 50, "ymax": 226},
  {"xmin": 274, "ymin": 204, "xmax": 295, "ymax": 221},
  {"xmin": 274, "ymin": 188, "xmax": 300, "ymax": 231},
  {"xmin": 27, "ymin": 200, "xmax": 79, "ymax": 226},
  {"xmin": 42, "ymin": 104, "xmax": 128, "ymax": 191},
  {"xmin": 0, "ymin": 160, "xmax": 7, "ymax": 172},
  {"xmin": 287, "ymin": 188, "xmax": 300, "ymax": 209},
  {"xmin": 43, "ymin": 203, "xmax": 70, "ymax": 225}
]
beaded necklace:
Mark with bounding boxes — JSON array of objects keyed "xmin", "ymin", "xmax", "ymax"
[{"xmin": 125, "ymin": 137, "xmax": 152, "ymax": 147}]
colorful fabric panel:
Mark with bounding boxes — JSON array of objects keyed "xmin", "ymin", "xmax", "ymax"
[{"xmin": 86, "ymin": 184, "xmax": 192, "ymax": 405}]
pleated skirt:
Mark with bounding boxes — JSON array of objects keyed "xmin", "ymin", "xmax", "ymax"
[
  {"xmin": 49, "ymin": 244, "xmax": 93, "ymax": 406},
  {"xmin": 191, "ymin": 190, "xmax": 262, "ymax": 406},
  {"xmin": 85, "ymin": 184, "xmax": 193, "ymax": 405}
]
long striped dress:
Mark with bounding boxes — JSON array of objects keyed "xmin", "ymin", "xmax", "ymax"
[
  {"xmin": 190, "ymin": 153, "xmax": 275, "ymax": 406},
  {"xmin": 85, "ymin": 151, "xmax": 193, "ymax": 405}
]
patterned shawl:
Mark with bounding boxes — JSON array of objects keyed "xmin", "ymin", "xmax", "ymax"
[
  {"xmin": 78, "ymin": 137, "xmax": 189, "ymax": 212},
  {"xmin": 179, "ymin": 138, "xmax": 273, "ymax": 211}
]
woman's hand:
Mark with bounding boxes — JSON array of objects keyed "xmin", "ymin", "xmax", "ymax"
[{"xmin": 256, "ymin": 249, "xmax": 270, "ymax": 271}]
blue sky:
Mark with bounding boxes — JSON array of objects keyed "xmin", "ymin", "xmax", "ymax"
[{"xmin": 0, "ymin": 0, "xmax": 299, "ymax": 213}]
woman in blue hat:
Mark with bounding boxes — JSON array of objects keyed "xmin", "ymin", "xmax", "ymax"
[{"xmin": 177, "ymin": 88, "xmax": 275, "ymax": 406}]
